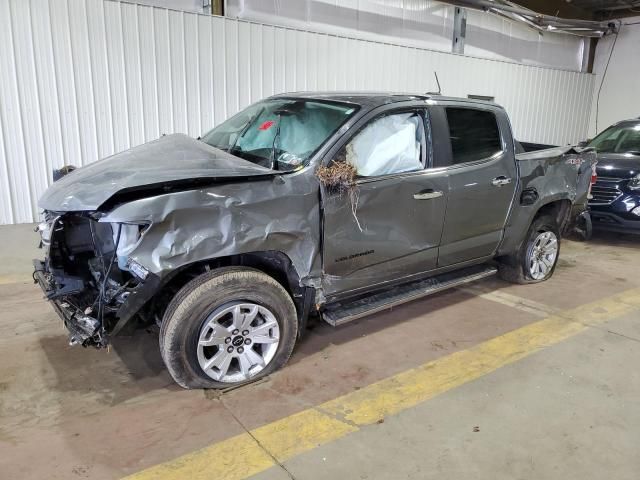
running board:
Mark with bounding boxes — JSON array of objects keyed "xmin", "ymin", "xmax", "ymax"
[{"xmin": 321, "ymin": 264, "xmax": 497, "ymax": 327}]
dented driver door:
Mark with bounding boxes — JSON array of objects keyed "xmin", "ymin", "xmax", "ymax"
[{"xmin": 320, "ymin": 107, "xmax": 449, "ymax": 298}]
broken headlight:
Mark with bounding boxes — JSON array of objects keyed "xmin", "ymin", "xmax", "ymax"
[
  {"xmin": 36, "ymin": 213, "xmax": 60, "ymax": 248},
  {"xmin": 629, "ymin": 174, "xmax": 640, "ymax": 190},
  {"xmin": 36, "ymin": 220, "xmax": 53, "ymax": 247},
  {"xmin": 107, "ymin": 222, "xmax": 150, "ymax": 279}
]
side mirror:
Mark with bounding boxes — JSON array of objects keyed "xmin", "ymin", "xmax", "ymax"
[{"xmin": 52, "ymin": 165, "xmax": 77, "ymax": 182}]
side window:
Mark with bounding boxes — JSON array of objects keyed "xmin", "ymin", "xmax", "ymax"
[
  {"xmin": 339, "ymin": 111, "xmax": 425, "ymax": 177},
  {"xmin": 445, "ymin": 107, "xmax": 502, "ymax": 165}
]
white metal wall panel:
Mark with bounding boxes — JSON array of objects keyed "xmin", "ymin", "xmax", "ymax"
[
  {"xmin": 12, "ymin": 0, "xmax": 50, "ymax": 222},
  {"xmin": 588, "ymin": 20, "xmax": 640, "ymax": 136},
  {"xmin": 140, "ymin": 6, "xmax": 160, "ymax": 141},
  {"xmin": 198, "ymin": 14, "xmax": 214, "ymax": 136},
  {"xmin": 0, "ymin": 0, "xmax": 595, "ymax": 224},
  {"xmin": 211, "ymin": 16, "xmax": 226, "ymax": 125},
  {"xmin": 226, "ymin": 0, "xmax": 584, "ymax": 71},
  {"xmin": 0, "ymin": 0, "xmax": 31, "ymax": 224}
]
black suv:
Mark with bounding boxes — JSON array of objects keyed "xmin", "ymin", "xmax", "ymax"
[{"xmin": 587, "ymin": 118, "xmax": 640, "ymax": 233}]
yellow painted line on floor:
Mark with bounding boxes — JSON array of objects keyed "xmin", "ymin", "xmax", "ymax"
[
  {"xmin": 457, "ymin": 285, "xmax": 560, "ymax": 318},
  {"xmin": 251, "ymin": 408, "xmax": 358, "ymax": 459},
  {"xmin": 124, "ymin": 287, "xmax": 640, "ymax": 480}
]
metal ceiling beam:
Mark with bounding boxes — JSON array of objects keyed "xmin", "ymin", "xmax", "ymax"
[{"xmin": 439, "ymin": 0, "xmax": 619, "ymax": 36}]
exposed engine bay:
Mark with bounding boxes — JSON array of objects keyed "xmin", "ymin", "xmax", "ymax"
[{"xmin": 34, "ymin": 212, "xmax": 152, "ymax": 347}]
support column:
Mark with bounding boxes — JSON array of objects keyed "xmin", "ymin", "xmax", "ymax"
[{"xmin": 452, "ymin": 7, "xmax": 467, "ymax": 55}]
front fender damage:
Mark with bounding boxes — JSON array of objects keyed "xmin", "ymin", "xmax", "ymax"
[
  {"xmin": 100, "ymin": 174, "xmax": 322, "ymax": 289},
  {"xmin": 36, "ymin": 172, "xmax": 322, "ymax": 348}
]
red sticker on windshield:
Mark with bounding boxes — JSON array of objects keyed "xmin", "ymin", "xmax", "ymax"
[{"xmin": 258, "ymin": 120, "xmax": 274, "ymax": 131}]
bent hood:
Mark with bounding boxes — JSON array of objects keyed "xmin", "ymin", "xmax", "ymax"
[{"xmin": 38, "ymin": 134, "xmax": 277, "ymax": 212}]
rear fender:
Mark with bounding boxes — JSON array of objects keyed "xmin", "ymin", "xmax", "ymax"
[
  {"xmin": 497, "ymin": 196, "xmax": 571, "ymax": 257},
  {"xmin": 497, "ymin": 149, "xmax": 595, "ymax": 257}
]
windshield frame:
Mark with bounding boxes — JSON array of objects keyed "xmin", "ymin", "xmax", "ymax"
[{"xmin": 200, "ymin": 97, "xmax": 361, "ymax": 172}]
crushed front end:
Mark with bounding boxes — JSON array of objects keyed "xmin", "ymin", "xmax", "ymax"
[{"xmin": 33, "ymin": 212, "xmax": 159, "ymax": 347}]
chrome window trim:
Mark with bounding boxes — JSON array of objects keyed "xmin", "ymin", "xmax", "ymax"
[
  {"xmin": 354, "ymin": 166, "xmax": 448, "ymax": 185},
  {"xmin": 442, "ymin": 150, "xmax": 505, "ymax": 171}
]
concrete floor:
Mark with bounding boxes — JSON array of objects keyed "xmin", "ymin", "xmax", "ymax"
[
  {"xmin": 253, "ymin": 312, "xmax": 640, "ymax": 480},
  {"xmin": 0, "ymin": 224, "xmax": 639, "ymax": 479}
]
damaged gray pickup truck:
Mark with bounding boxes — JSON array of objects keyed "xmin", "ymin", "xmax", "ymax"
[{"xmin": 34, "ymin": 93, "xmax": 596, "ymax": 388}]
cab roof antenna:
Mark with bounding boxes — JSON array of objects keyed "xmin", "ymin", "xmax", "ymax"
[{"xmin": 425, "ymin": 71, "xmax": 442, "ymax": 96}]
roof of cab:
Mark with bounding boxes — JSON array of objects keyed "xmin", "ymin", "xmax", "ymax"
[{"xmin": 268, "ymin": 91, "xmax": 503, "ymax": 109}]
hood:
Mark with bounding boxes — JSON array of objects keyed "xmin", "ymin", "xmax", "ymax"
[
  {"xmin": 38, "ymin": 134, "xmax": 277, "ymax": 212},
  {"xmin": 595, "ymin": 153, "xmax": 640, "ymax": 179}
]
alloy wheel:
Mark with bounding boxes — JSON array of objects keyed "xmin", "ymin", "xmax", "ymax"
[
  {"xmin": 196, "ymin": 302, "xmax": 280, "ymax": 383},
  {"xmin": 527, "ymin": 231, "xmax": 558, "ymax": 280}
]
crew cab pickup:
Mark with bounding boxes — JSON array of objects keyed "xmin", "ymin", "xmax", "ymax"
[{"xmin": 34, "ymin": 93, "xmax": 595, "ymax": 388}]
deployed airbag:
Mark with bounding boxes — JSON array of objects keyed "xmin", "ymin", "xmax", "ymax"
[{"xmin": 347, "ymin": 113, "xmax": 422, "ymax": 176}]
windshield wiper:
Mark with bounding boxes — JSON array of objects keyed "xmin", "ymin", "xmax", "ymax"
[
  {"xmin": 269, "ymin": 114, "xmax": 282, "ymax": 170},
  {"xmin": 228, "ymin": 107, "xmax": 265, "ymax": 154},
  {"xmin": 269, "ymin": 109, "xmax": 295, "ymax": 170}
]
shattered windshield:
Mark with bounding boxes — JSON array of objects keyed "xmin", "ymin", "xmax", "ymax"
[
  {"xmin": 588, "ymin": 123, "xmax": 640, "ymax": 155},
  {"xmin": 201, "ymin": 99, "xmax": 357, "ymax": 171}
]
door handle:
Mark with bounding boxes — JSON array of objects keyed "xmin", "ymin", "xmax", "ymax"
[
  {"xmin": 413, "ymin": 189, "xmax": 443, "ymax": 200},
  {"xmin": 491, "ymin": 176, "xmax": 512, "ymax": 187}
]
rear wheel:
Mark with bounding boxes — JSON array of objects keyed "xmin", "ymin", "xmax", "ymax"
[
  {"xmin": 160, "ymin": 267, "xmax": 298, "ymax": 389},
  {"xmin": 498, "ymin": 215, "xmax": 560, "ymax": 284}
]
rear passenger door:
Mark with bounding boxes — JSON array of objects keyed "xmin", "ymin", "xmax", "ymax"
[{"xmin": 435, "ymin": 105, "xmax": 517, "ymax": 267}]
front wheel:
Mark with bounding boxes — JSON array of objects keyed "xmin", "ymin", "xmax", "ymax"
[
  {"xmin": 498, "ymin": 215, "xmax": 560, "ymax": 284},
  {"xmin": 160, "ymin": 267, "xmax": 298, "ymax": 389}
]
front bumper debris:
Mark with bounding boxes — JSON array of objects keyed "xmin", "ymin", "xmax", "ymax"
[{"xmin": 33, "ymin": 259, "xmax": 104, "ymax": 347}]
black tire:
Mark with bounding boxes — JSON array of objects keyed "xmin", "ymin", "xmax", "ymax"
[
  {"xmin": 498, "ymin": 215, "xmax": 560, "ymax": 284},
  {"xmin": 574, "ymin": 211, "xmax": 593, "ymax": 241},
  {"xmin": 160, "ymin": 267, "xmax": 298, "ymax": 389}
]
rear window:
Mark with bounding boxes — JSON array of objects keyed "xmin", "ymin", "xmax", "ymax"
[{"xmin": 445, "ymin": 107, "xmax": 502, "ymax": 164}]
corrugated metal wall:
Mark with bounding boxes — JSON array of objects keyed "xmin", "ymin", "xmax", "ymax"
[
  {"xmin": 225, "ymin": 0, "xmax": 586, "ymax": 70},
  {"xmin": 0, "ymin": 0, "xmax": 595, "ymax": 225}
]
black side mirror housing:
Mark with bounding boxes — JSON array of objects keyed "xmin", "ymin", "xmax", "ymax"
[{"xmin": 52, "ymin": 165, "xmax": 77, "ymax": 182}]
